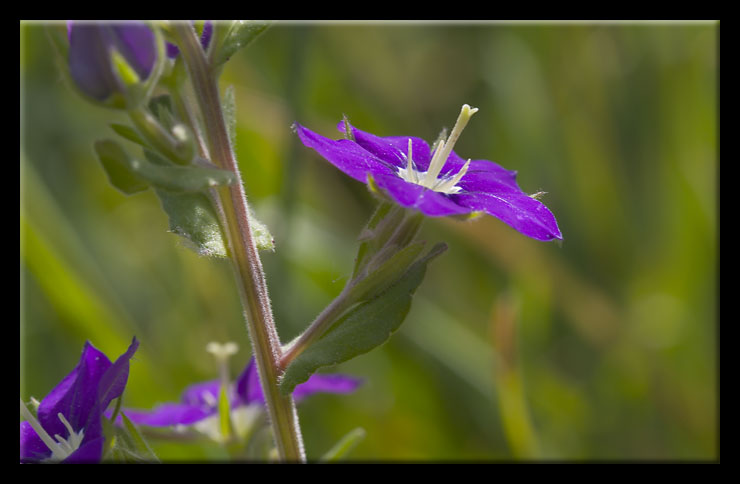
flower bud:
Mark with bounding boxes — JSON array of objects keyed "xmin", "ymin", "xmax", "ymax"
[{"xmin": 67, "ymin": 22, "xmax": 161, "ymax": 109}]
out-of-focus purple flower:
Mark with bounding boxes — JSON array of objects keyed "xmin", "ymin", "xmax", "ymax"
[
  {"xmin": 120, "ymin": 358, "xmax": 360, "ymax": 434},
  {"xmin": 20, "ymin": 338, "xmax": 139, "ymax": 463},
  {"xmin": 166, "ymin": 21, "xmax": 213, "ymax": 58},
  {"xmin": 294, "ymin": 105, "xmax": 562, "ymax": 242},
  {"xmin": 67, "ymin": 22, "xmax": 158, "ymax": 104}
]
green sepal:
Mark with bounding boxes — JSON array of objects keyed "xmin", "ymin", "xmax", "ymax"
[
  {"xmin": 212, "ymin": 21, "xmax": 270, "ymax": 68},
  {"xmin": 155, "ymin": 188, "xmax": 228, "ymax": 258},
  {"xmin": 346, "ymin": 241, "xmax": 425, "ymax": 303},
  {"xmin": 103, "ymin": 411, "xmax": 159, "ymax": 463},
  {"xmin": 280, "ymin": 243, "xmax": 447, "ymax": 395},
  {"xmin": 319, "ymin": 427, "xmax": 366, "ymax": 462},
  {"xmin": 94, "ymin": 140, "xmax": 150, "ymax": 195}
]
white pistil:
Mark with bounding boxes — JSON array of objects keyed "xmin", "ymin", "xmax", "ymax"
[
  {"xmin": 424, "ymin": 104, "xmax": 478, "ymax": 186},
  {"xmin": 397, "ymin": 104, "xmax": 478, "ymax": 195}
]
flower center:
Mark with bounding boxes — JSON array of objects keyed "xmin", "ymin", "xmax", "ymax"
[
  {"xmin": 20, "ymin": 399, "xmax": 85, "ymax": 462},
  {"xmin": 397, "ymin": 104, "xmax": 478, "ymax": 194}
]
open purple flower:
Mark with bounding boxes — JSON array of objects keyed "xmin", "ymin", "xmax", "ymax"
[
  {"xmin": 119, "ymin": 357, "xmax": 360, "ymax": 440},
  {"xmin": 67, "ymin": 22, "xmax": 158, "ymax": 105},
  {"xmin": 294, "ymin": 105, "xmax": 562, "ymax": 242},
  {"xmin": 20, "ymin": 338, "xmax": 139, "ymax": 463}
]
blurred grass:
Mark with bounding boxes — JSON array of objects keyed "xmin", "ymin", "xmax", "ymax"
[{"xmin": 20, "ymin": 21, "xmax": 717, "ymax": 461}]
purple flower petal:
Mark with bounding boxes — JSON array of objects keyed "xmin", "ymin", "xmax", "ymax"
[
  {"xmin": 373, "ymin": 173, "xmax": 471, "ymax": 217},
  {"xmin": 292, "ymin": 374, "xmax": 363, "ymax": 401},
  {"xmin": 294, "ymin": 123, "xmax": 397, "ymax": 183},
  {"xmin": 181, "ymin": 379, "xmax": 221, "ymax": 407},
  {"xmin": 63, "ymin": 437, "xmax": 105, "ymax": 464},
  {"xmin": 452, "ymin": 191, "xmax": 562, "ymax": 241},
  {"xmin": 122, "ymin": 404, "xmax": 214, "ymax": 427},
  {"xmin": 296, "ymin": 114, "xmax": 562, "ymax": 242},
  {"xmin": 337, "ymin": 122, "xmax": 433, "ymax": 170},
  {"xmin": 236, "ymin": 358, "xmax": 361, "ymax": 405},
  {"xmin": 20, "ymin": 421, "xmax": 48, "ymax": 462},
  {"xmin": 21, "ymin": 338, "xmax": 139, "ymax": 463}
]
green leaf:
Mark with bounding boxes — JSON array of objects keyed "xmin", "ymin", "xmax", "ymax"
[
  {"xmin": 319, "ymin": 427, "xmax": 366, "ymax": 462},
  {"xmin": 213, "ymin": 21, "xmax": 270, "ymax": 67},
  {"xmin": 280, "ymin": 243, "xmax": 447, "ymax": 394},
  {"xmin": 137, "ymin": 154, "xmax": 237, "ymax": 192},
  {"xmin": 110, "ymin": 123, "xmax": 150, "ymax": 148},
  {"xmin": 94, "ymin": 140, "xmax": 150, "ymax": 195},
  {"xmin": 155, "ymin": 188, "xmax": 228, "ymax": 258}
]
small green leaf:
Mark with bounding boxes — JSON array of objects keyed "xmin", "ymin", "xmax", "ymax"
[
  {"xmin": 110, "ymin": 123, "xmax": 150, "ymax": 148},
  {"xmin": 136, "ymin": 154, "xmax": 237, "ymax": 192},
  {"xmin": 280, "ymin": 243, "xmax": 447, "ymax": 394},
  {"xmin": 155, "ymin": 188, "xmax": 228, "ymax": 258},
  {"xmin": 213, "ymin": 21, "xmax": 270, "ymax": 67},
  {"xmin": 94, "ymin": 140, "xmax": 150, "ymax": 195},
  {"xmin": 320, "ymin": 427, "xmax": 366, "ymax": 462}
]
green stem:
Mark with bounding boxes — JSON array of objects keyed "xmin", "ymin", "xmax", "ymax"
[{"xmin": 169, "ymin": 22, "xmax": 305, "ymax": 462}]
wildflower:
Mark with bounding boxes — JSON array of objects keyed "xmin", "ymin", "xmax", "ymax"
[
  {"xmin": 294, "ymin": 105, "xmax": 562, "ymax": 242},
  {"xmin": 120, "ymin": 357, "xmax": 360, "ymax": 441},
  {"xmin": 67, "ymin": 22, "xmax": 159, "ymax": 107},
  {"xmin": 20, "ymin": 338, "xmax": 139, "ymax": 463}
]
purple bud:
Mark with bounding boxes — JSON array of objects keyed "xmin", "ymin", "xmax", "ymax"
[{"xmin": 67, "ymin": 22, "xmax": 157, "ymax": 103}]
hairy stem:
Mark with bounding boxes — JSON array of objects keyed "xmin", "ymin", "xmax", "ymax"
[{"xmin": 169, "ymin": 22, "xmax": 305, "ymax": 462}]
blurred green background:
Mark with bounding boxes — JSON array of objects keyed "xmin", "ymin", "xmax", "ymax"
[{"xmin": 20, "ymin": 21, "xmax": 717, "ymax": 461}]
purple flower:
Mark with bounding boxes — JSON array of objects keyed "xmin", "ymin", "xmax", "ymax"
[
  {"xmin": 67, "ymin": 22, "xmax": 158, "ymax": 104},
  {"xmin": 294, "ymin": 105, "xmax": 562, "ymax": 242},
  {"xmin": 20, "ymin": 338, "xmax": 139, "ymax": 463},
  {"xmin": 166, "ymin": 21, "xmax": 213, "ymax": 58},
  {"xmin": 120, "ymin": 358, "xmax": 360, "ymax": 438}
]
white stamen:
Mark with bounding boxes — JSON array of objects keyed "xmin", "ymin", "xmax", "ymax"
[
  {"xmin": 406, "ymin": 139, "xmax": 417, "ymax": 183},
  {"xmin": 433, "ymin": 158, "xmax": 471, "ymax": 194}
]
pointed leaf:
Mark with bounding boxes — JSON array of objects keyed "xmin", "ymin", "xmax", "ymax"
[
  {"xmin": 110, "ymin": 123, "xmax": 150, "ymax": 148},
  {"xmin": 155, "ymin": 188, "xmax": 228, "ymax": 258},
  {"xmin": 136, "ymin": 156, "xmax": 237, "ymax": 192},
  {"xmin": 94, "ymin": 140, "xmax": 150, "ymax": 195},
  {"xmin": 213, "ymin": 21, "xmax": 270, "ymax": 67},
  {"xmin": 280, "ymin": 243, "xmax": 447, "ymax": 394}
]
